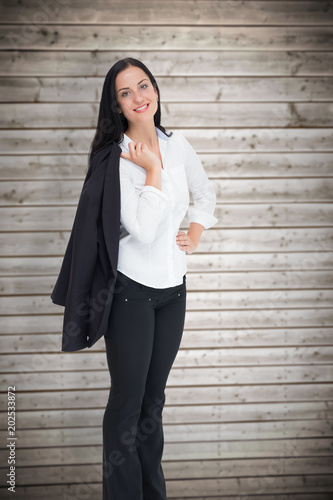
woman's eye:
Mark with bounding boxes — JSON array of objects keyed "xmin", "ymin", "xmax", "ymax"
[
  {"xmin": 121, "ymin": 91, "xmax": 130, "ymax": 98},
  {"xmin": 141, "ymin": 84, "xmax": 148, "ymax": 89}
]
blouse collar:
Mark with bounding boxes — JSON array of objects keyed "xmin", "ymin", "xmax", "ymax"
[{"xmin": 121, "ymin": 126, "xmax": 170, "ymax": 150}]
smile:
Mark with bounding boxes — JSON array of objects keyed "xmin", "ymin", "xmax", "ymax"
[{"xmin": 134, "ymin": 104, "xmax": 149, "ymax": 112}]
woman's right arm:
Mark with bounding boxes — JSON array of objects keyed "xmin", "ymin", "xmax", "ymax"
[{"xmin": 119, "ymin": 152, "xmax": 169, "ymax": 244}]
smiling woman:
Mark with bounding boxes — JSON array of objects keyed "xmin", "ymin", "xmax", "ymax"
[
  {"xmin": 115, "ymin": 66, "xmax": 165, "ymax": 174},
  {"xmin": 53, "ymin": 57, "xmax": 218, "ymax": 500}
]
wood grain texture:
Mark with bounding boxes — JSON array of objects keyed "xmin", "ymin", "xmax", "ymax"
[
  {"xmin": 2, "ymin": 102, "xmax": 333, "ymax": 128},
  {"xmin": 1, "ymin": 128, "xmax": 332, "ymax": 154},
  {"xmin": 1, "ymin": 179, "xmax": 333, "ymax": 206},
  {"xmin": 0, "ymin": 1, "xmax": 332, "ymax": 498},
  {"xmin": 1, "ymin": 383, "xmax": 332, "ymax": 410},
  {"xmin": 1, "ymin": 228, "xmax": 332, "ymax": 256},
  {"xmin": 2, "ymin": 25, "xmax": 333, "ymax": 51},
  {"xmin": 1, "ymin": 251, "xmax": 333, "ymax": 275},
  {"xmin": 1, "ymin": 1, "xmax": 333, "ymax": 25},
  {"xmin": 2, "ymin": 50, "xmax": 333, "ymax": 77},
  {"xmin": 2, "ymin": 204, "xmax": 333, "ymax": 231},
  {"xmin": 1, "ymin": 153, "xmax": 333, "ymax": 179},
  {"xmin": 2, "ymin": 76, "xmax": 333, "ymax": 102},
  {"xmin": 1, "ymin": 364, "xmax": 332, "ymax": 390}
]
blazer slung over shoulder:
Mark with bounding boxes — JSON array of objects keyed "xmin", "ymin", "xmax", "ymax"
[{"xmin": 50, "ymin": 142, "xmax": 122, "ymax": 352}]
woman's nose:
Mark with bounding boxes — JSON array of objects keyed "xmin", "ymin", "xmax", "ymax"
[{"xmin": 132, "ymin": 90, "xmax": 144, "ymax": 104}]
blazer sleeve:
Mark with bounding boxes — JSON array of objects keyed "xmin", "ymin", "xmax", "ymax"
[{"xmin": 50, "ymin": 163, "xmax": 106, "ymax": 350}]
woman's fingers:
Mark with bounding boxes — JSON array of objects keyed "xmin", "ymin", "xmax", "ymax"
[
  {"xmin": 127, "ymin": 142, "xmax": 143, "ymax": 160},
  {"xmin": 120, "ymin": 151, "xmax": 131, "ymax": 160},
  {"xmin": 176, "ymin": 231, "xmax": 196, "ymax": 254},
  {"xmin": 176, "ymin": 231, "xmax": 186, "ymax": 242},
  {"xmin": 121, "ymin": 142, "xmax": 161, "ymax": 170},
  {"xmin": 128, "ymin": 141, "xmax": 136, "ymax": 157},
  {"xmin": 176, "ymin": 231, "xmax": 188, "ymax": 249}
]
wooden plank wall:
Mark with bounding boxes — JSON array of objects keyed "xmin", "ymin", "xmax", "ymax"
[{"xmin": 0, "ymin": 1, "xmax": 333, "ymax": 498}]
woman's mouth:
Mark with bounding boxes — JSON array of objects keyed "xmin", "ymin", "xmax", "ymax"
[{"xmin": 134, "ymin": 103, "xmax": 149, "ymax": 113}]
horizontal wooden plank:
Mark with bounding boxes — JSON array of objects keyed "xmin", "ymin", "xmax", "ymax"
[
  {"xmin": 2, "ymin": 204, "xmax": 333, "ymax": 231},
  {"xmin": 2, "ymin": 328, "xmax": 333, "ymax": 355},
  {"xmin": 7, "ymin": 419, "xmax": 333, "ymax": 448},
  {"xmin": 125, "ymin": 201, "xmax": 315, "ymax": 227},
  {"xmin": 1, "ymin": 50, "xmax": 333, "ymax": 77},
  {"xmin": 166, "ymin": 474, "xmax": 333, "ymax": 497},
  {"xmin": 60, "ymin": 269, "xmax": 333, "ymax": 291},
  {"xmin": 2, "ymin": 25, "xmax": 333, "ymax": 51},
  {"xmin": 2, "ymin": 102, "xmax": 333, "ymax": 128},
  {"xmin": 0, "ymin": 452, "xmax": 331, "ymax": 481},
  {"xmin": 1, "ymin": 487, "xmax": 332, "ymax": 500},
  {"xmin": 0, "ymin": 470, "xmax": 332, "ymax": 499},
  {"xmin": 0, "ymin": 458, "xmax": 331, "ymax": 492},
  {"xmin": 1, "ymin": 384, "xmax": 332, "ymax": 411},
  {"xmin": 1, "ymin": 179, "xmax": 333, "ymax": 206},
  {"xmin": 3, "ymin": 271, "xmax": 333, "ymax": 294},
  {"xmin": 0, "ymin": 268, "xmax": 333, "ymax": 296},
  {"xmin": 184, "ymin": 308, "xmax": 333, "ymax": 331},
  {"xmin": 1, "ymin": 306, "xmax": 333, "ymax": 335},
  {"xmin": 2, "ymin": 289, "xmax": 333, "ymax": 317},
  {"xmin": 1, "ymin": 251, "xmax": 332, "ymax": 276},
  {"xmin": 2, "ymin": 347, "xmax": 332, "ymax": 373},
  {"xmin": 0, "ymin": 257, "xmax": 64, "ymax": 275},
  {"xmin": 1, "ymin": 364, "xmax": 332, "ymax": 390},
  {"xmin": 165, "ymin": 152, "xmax": 333, "ymax": 180},
  {"xmin": 0, "ymin": 480, "xmax": 329, "ymax": 500},
  {"xmin": 0, "ymin": 462, "xmax": 332, "ymax": 493},
  {"xmin": 2, "ymin": 401, "xmax": 331, "ymax": 429},
  {"xmin": 1, "ymin": 128, "xmax": 332, "ymax": 155},
  {"xmin": 2, "ymin": 460, "xmax": 333, "ymax": 491},
  {"xmin": 1, "ymin": 1, "xmax": 332, "ymax": 25},
  {"xmin": 1, "ymin": 76, "xmax": 333, "ymax": 103},
  {"xmin": 0, "ymin": 485, "xmax": 331, "ymax": 500},
  {"xmin": 1, "ymin": 228, "xmax": 332, "ymax": 256},
  {"xmin": 1, "ymin": 153, "xmax": 333, "ymax": 180},
  {"xmin": 177, "ymin": 327, "xmax": 333, "ymax": 348}
]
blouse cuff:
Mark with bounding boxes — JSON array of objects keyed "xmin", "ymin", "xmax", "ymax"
[{"xmin": 188, "ymin": 206, "xmax": 219, "ymax": 230}]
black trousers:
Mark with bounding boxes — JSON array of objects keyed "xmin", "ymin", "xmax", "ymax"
[{"xmin": 102, "ymin": 271, "xmax": 187, "ymax": 500}]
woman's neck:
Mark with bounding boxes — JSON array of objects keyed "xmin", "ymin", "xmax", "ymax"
[{"xmin": 125, "ymin": 122, "xmax": 159, "ymax": 149}]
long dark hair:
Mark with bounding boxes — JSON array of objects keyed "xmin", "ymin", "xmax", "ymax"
[{"xmin": 88, "ymin": 58, "xmax": 172, "ymax": 165}]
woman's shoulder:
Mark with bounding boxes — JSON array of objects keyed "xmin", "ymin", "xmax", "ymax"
[
  {"xmin": 167, "ymin": 130, "xmax": 196, "ymax": 156},
  {"xmin": 166, "ymin": 129, "xmax": 189, "ymax": 148}
]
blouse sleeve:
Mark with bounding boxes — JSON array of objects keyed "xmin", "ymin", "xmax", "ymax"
[
  {"xmin": 119, "ymin": 163, "xmax": 170, "ymax": 244},
  {"xmin": 180, "ymin": 133, "xmax": 219, "ymax": 229}
]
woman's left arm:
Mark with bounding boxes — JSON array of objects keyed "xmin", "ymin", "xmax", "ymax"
[{"xmin": 176, "ymin": 134, "xmax": 218, "ymax": 254}]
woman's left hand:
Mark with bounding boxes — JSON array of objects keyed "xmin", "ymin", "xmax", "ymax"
[{"xmin": 176, "ymin": 231, "xmax": 197, "ymax": 254}]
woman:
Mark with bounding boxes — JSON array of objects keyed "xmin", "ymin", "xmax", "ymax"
[{"xmin": 91, "ymin": 58, "xmax": 218, "ymax": 499}]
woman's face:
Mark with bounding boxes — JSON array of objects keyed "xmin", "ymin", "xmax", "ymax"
[{"xmin": 115, "ymin": 65, "xmax": 159, "ymax": 127}]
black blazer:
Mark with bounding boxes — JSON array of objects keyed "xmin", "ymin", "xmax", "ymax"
[{"xmin": 51, "ymin": 142, "xmax": 122, "ymax": 352}]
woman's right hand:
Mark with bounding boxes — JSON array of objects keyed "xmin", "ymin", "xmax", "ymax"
[{"xmin": 120, "ymin": 142, "xmax": 162, "ymax": 172}]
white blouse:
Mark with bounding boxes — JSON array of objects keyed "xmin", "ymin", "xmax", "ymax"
[{"xmin": 117, "ymin": 126, "xmax": 218, "ymax": 288}]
